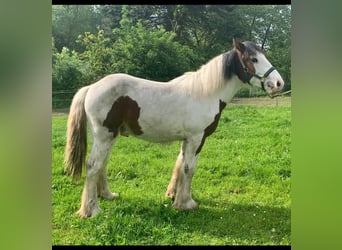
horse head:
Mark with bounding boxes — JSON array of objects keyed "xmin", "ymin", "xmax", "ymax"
[{"xmin": 233, "ymin": 37, "xmax": 285, "ymax": 96}]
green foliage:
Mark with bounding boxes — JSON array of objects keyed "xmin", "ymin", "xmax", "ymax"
[
  {"xmin": 52, "ymin": 5, "xmax": 291, "ymax": 104},
  {"xmin": 52, "ymin": 100, "xmax": 291, "ymax": 245},
  {"xmin": 111, "ymin": 11, "xmax": 196, "ymax": 81},
  {"xmin": 76, "ymin": 30, "xmax": 113, "ymax": 83},
  {"xmin": 52, "ymin": 5, "xmax": 102, "ymax": 52},
  {"xmin": 74, "ymin": 8, "xmax": 197, "ymax": 83},
  {"xmin": 52, "ymin": 43, "xmax": 87, "ymax": 108},
  {"xmin": 123, "ymin": 5, "xmax": 243, "ymax": 60},
  {"xmin": 237, "ymin": 5, "xmax": 291, "ymax": 89},
  {"xmin": 52, "ymin": 43, "xmax": 86, "ymax": 92}
]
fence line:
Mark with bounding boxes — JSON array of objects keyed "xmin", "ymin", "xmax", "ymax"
[
  {"xmin": 52, "ymin": 87, "xmax": 291, "ymax": 110},
  {"xmin": 52, "ymin": 90, "xmax": 78, "ymax": 94},
  {"xmin": 52, "ymin": 90, "xmax": 78, "ymax": 109}
]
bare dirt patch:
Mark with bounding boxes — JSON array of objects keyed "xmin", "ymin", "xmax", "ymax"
[
  {"xmin": 229, "ymin": 96, "xmax": 291, "ymax": 107},
  {"xmin": 52, "ymin": 108, "xmax": 69, "ymax": 116}
]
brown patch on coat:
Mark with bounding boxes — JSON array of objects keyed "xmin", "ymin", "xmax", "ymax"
[
  {"xmin": 103, "ymin": 96, "xmax": 143, "ymax": 137},
  {"xmin": 223, "ymin": 50, "xmax": 255, "ymax": 83},
  {"xmin": 242, "ymin": 53, "xmax": 256, "ymax": 75},
  {"xmin": 236, "ymin": 51, "xmax": 256, "ymax": 83},
  {"xmin": 195, "ymin": 100, "xmax": 227, "ymax": 155}
]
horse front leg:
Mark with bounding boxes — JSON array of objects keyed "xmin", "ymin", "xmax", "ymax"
[
  {"xmin": 97, "ymin": 166, "xmax": 119, "ymax": 200},
  {"xmin": 172, "ymin": 136, "xmax": 202, "ymax": 210},
  {"xmin": 165, "ymin": 151, "xmax": 183, "ymax": 199}
]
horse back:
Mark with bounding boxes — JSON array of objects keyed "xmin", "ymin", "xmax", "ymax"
[{"xmin": 84, "ymin": 73, "xmax": 222, "ymax": 142}]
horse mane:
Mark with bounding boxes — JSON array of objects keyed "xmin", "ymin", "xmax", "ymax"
[
  {"xmin": 169, "ymin": 41, "xmax": 262, "ymax": 98},
  {"xmin": 169, "ymin": 51, "xmax": 235, "ymax": 97}
]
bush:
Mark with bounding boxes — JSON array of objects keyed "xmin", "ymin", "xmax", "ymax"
[
  {"xmin": 52, "ymin": 46, "xmax": 86, "ymax": 92},
  {"xmin": 76, "ymin": 30, "xmax": 114, "ymax": 83},
  {"xmin": 111, "ymin": 21, "xmax": 197, "ymax": 81}
]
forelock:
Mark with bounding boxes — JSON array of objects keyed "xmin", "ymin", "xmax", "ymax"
[{"xmin": 242, "ymin": 41, "xmax": 264, "ymax": 56}]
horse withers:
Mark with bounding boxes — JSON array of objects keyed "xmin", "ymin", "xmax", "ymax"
[{"xmin": 64, "ymin": 38, "xmax": 285, "ymax": 218}]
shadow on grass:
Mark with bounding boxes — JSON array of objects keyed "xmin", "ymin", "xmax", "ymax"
[
  {"xmin": 177, "ymin": 198, "xmax": 290, "ymax": 244},
  {"xmin": 95, "ymin": 194, "xmax": 290, "ymax": 245}
]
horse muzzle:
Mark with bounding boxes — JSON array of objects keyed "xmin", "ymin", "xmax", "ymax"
[{"xmin": 264, "ymin": 79, "xmax": 284, "ymax": 95}]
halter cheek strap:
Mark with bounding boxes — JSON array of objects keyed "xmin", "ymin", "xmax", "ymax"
[{"xmin": 249, "ymin": 66, "xmax": 276, "ymax": 91}]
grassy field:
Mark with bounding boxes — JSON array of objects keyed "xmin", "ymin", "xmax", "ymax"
[{"xmin": 52, "ymin": 97, "xmax": 291, "ymax": 245}]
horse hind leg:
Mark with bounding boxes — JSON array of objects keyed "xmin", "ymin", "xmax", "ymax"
[{"xmin": 77, "ymin": 134, "xmax": 116, "ymax": 218}]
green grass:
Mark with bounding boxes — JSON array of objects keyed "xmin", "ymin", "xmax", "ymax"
[{"xmin": 52, "ymin": 103, "xmax": 291, "ymax": 245}]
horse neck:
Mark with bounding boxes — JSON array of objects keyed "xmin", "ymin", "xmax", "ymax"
[
  {"xmin": 216, "ymin": 75, "xmax": 244, "ymax": 103},
  {"xmin": 169, "ymin": 53, "xmax": 244, "ymax": 102}
]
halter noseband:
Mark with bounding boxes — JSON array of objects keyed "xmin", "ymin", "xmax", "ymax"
[{"xmin": 237, "ymin": 51, "xmax": 275, "ymax": 92}]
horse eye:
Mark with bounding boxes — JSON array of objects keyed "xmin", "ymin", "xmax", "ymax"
[{"xmin": 251, "ymin": 58, "xmax": 258, "ymax": 63}]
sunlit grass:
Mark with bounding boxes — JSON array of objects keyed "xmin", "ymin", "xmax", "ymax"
[{"xmin": 52, "ymin": 103, "xmax": 291, "ymax": 245}]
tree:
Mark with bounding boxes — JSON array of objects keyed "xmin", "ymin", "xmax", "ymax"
[
  {"xmin": 237, "ymin": 5, "xmax": 291, "ymax": 90},
  {"xmin": 52, "ymin": 5, "xmax": 291, "ymax": 95},
  {"xmin": 96, "ymin": 5, "xmax": 123, "ymax": 38},
  {"xmin": 76, "ymin": 30, "xmax": 113, "ymax": 83},
  {"xmin": 123, "ymin": 5, "xmax": 245, "ymax": 61},
  {"xmin": 110, "ymin": 6, "xmax": 197, "ymax": 81},
  {"xmin": 52, "ymin": 44, "xmax": 86, "ymax": 91},
  {"xmin": 52, "ymin": 5, "xmax": 102, "ymax": 52}
]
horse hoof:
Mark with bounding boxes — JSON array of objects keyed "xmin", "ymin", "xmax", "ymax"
[
  {"xmin": 172, "ymin": 199, "xmax": 198, "ymax": 210},
  {"xmin": 102, "ymin": 192, "xmax": 119, "ymax": 200},
  {"xmin": 76, "ymin": 206, "xmax": 102, "ymax": 218}
]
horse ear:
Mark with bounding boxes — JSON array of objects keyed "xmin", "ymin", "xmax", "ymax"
[{"xmin": 233, "ymin": 37, "xmax": 245, "ymax": 54}]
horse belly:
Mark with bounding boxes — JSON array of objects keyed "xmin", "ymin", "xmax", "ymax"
[
  {"xmin": 134, "ymin": 116, "xmax": 189, "ymax": 142},
  {"xmin": 128, "ymin": 97, "xmax": 215, "ymax": 143}
]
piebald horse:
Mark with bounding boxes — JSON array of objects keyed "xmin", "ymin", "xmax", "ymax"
[{"xmin": 64, "ymin": 38, "xmax": 285, "ymax": 218}]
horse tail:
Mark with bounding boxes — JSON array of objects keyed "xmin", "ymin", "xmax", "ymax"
[{"xmin": 64, "ymin": 85, "xmax": 90, "ymax": 180}]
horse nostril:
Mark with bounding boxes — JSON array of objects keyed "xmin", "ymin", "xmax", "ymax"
[{"xmin": 276, "ymin": 81, "xmax": 281, "ymax": 87}]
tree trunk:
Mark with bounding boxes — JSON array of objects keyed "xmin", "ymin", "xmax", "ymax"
[
  {"xmin": 249, "ymin": 15, "xmax": 256, "ymax": 40},
  {"xmin": 262, "ymin": 22, "xmax": 272, "ymax": 50}
]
